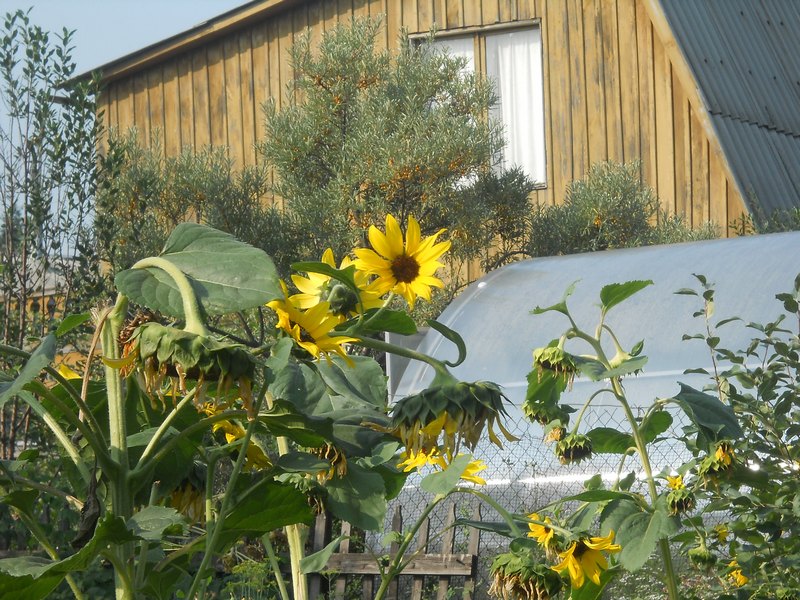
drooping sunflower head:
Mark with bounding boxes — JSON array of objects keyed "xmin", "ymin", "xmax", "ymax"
[
  {"xmin": 388, "ymin": 380, "xmax": 517, "ymax": 456},
  {"xmin": 268, "ymin": 283, "xmax": 357, "ymax": 364},
  {"xmin": 527, "ymin": 513, "xmax": 556, "ymax": 551},
  {"xmin": 310, "ymin": 443, "xmax": 349, "ymax": 482},
  {"xmin": 687, "ymin": 545, "xmax": 717, "ymax": 570},
  {"xmin": 698, "ymin": 441, "xmax": 736, "ymax": 484},
  {"xmin": 554, "ymin": 433, "xmax": 593, "ymax": 465},
  {"xmin": 353, "ymin": 213, "xmax": 450, "ymax": 309},
  {"xmin": 489, "ymin": 549, "xmax": 563, "ymax": 600},
  {"xmin": 128, "ymin": 322, "xmax": 257, "ymax": 416},
  {"xmin": 524, "ymin": 344, "xmax": 577, "ymax": 428},
  {"xmin": 291, "ymin": 248, "xmax": 383, "ymax": 319},
  {"xmin": 666, "ymin": 486, "xmax": 695, "ymax": 515},
  {"xmin": 532, "ymin": 346, "xmax": 578, "ymax": 388}
]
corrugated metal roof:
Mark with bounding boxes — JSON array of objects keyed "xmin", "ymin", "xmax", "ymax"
[{"xmin": 662, "ymin": 0, "xmax": 800, "ymax": 218}]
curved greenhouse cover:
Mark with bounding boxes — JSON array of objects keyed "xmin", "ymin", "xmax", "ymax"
[{"xmin": 393, "ymin": 231, "xmax": 800, "ymax": 505}]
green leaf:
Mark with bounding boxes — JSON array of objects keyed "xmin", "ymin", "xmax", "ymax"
[
  {"xmin": 259, "ymin": 400, "xmax": 331, "ymax": 448},
  {"xmin": 640, "ymin": 410, "xmax": 672, "ymax": 443},
  {"xmin": 115, "ymin": 223, "xmax": 280, "ymax": 317},
  {"xmin": 300, "ymin": 534, "xmax": 347, "ymax": 574},
  {"xmin": 587, "ymin": 428, "xmax": 634, "ymax": 454},
  {"xmin": 568, "ymin": 566, "xmax": 618, "ymax": 600},
  {"xmin": 291, "ymin": 261, "xmax": 358, "ymax": 292},
  {"xmin": 614, "ymin": 507, "xmax": 678, "ymax": 571},
  {"xmin": 0, "ymin": 335, "xmax": 55, "ymax": 408},
  {"xmin": 426, "ymin": 319, "xmax": 466, "ymax": 367},
  {"xmin": 348, "ymin": 309, "xmax": 417, "ymax": 335},
  {"xmin": 531, "ymin": 280, "xmax": 578, "ymax": 316},
  {"xmin": 127, "ymin": 506, "xmax": 186, "ymax": 541},
  {"xmin": 577, "ymin": 355, "xmax": 648, "ymax": 380},
  {"xmin": 421, "ymin": 454, "xmax": 472, "ymax": 495},
  {"xmin": 548, "ymin": 490, "xmax": 636, "ymax": 508},
  {"xmin": 600, "ymin": 280, "xmax": 653, "ymax": 314},
  {"xmin": 668, "ymin": 383, "xmax": 743, "ymax": 440},
  {"xmin": 223, "ymin": 479, "xmax": 313, "ymax": 537},
  {"xmin": 55, "ymin": 313, "xmax": 91, "ymax": 337},
  {"xmin": 314, "ymin": 355, "xmax": 387, "ymax": 413},
  {"xmin": 277, "ymin": 452, "xmax": 331, "ymax": 474},
  {"xmin": 326, "ymin": 463, "xmax": 387, "ymax": 531},
  {"xmin": 0, "ymin": 514, "xmax": 135, "ymax": 597}
]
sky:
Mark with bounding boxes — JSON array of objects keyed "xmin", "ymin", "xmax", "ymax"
[{"xmin": 0, "ymin": 1, "xmax": 250, "ymax": 73}]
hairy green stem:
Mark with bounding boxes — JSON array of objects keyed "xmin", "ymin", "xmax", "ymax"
[
  {"xmin": 16, "ymin": 509, "xmax": 85, "ymax": 600},
  {"xmin": 136, "ymin": 387, "xmax": 198, "ymax": 467},
  {"xmin": 102, "ymin": 295, "xmax": 135, "ymax": 600},
  {"xmin": 264, "ymin": 390, "xmax": 308, "ymax": 600},
  {"xmin": 374, "ymin": 494, "xmax": 445, "ymax": 600},
  {"xmin": 131, "ymin": 257, "xmax": 209, "ymax": 337},
  {"xmin": 186, "ymin": 391, "xmax": 265, "ymax": 599},
  {"xmin": 262, "ymin": 533, "xmax": 291, "ymax": 600},
  {"xmin": 351, "ymin": 335, "xmax": 450, "ymax": 378},
  {"xmin": 613, "ymin": 377, "xmax": 680, "ymax": 600}
]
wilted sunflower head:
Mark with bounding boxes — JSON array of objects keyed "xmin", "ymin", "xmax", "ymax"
[
  {"xmin": 666, "ymin": 486, "xmax": 695, "ymax": 515},
  {"xmin": 310, "ymin": 443, "xmax": 348, "ymax": 482},
  {"xmin": 128, "ymin": 322, "xmax": 257, "ymax": 416},
  {"xmin": 489, "ymin": 550, "xmax": 563, "ymax": 600},
  {"xmin": 554, "ymin": 432, "xmax": 593, "ymax": 465},
  {"xmin": 388, "ymin": 380, "xmax": 517, "ymax": 456},
  {"xmin": 698, "ymin": 441, "xmax": 736, "ymax": 484},
  {"xmin": 687, "ymin": 545, "xmax": 717, "ymax": 570},
  {"xmin": 532, "ymin": 346, "xmax": 577, "ymax": 388}
]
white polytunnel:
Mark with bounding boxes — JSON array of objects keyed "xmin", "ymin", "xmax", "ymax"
[{"xmin": 390, "ymin": 231, "xmax": 800, "ymax": 508}]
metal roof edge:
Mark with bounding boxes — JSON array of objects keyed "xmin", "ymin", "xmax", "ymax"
[{"xmin": 642, "ymin": 0, "xmax": 755, "ymax": 218}]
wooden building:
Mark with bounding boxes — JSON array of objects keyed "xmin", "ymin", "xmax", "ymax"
[{"xmin": 87, "ymin": 0, "xmax": 800, "ymax": 235}]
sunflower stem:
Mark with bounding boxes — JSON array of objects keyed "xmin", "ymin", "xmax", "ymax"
[
  {"xmin": 130, "ymin": 256, "xmax": 209, "ymax": 337},
  {"xmin": 351, "ymin": 335, "xmax": 451, "ymax": 378}
]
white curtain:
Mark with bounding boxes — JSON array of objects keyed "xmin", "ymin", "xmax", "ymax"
[
  {"xmin": 430, "ymin": 36, "xmax": 475, "ymax": 76},
  {"xmin": 486, "ymin": 29, "xmax": 546, "ymax": 184}
]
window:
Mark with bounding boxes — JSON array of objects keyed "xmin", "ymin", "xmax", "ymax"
[{"xmin": 430, "ymin": 25, "xmax": 547, "ymax": 185}]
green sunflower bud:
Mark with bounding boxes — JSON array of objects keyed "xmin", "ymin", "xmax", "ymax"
[
  {"xmin": 325, "ymin": 282, "xmax": 360, "ymax": 317},
  {"xmin": 555, "ymin": 433, "xmax": 593, "ymax": 465}
]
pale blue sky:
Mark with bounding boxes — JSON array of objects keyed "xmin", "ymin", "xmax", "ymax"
[{"xmin": 0, "ymin": 1, "xmax": 249, "ymax": 73}]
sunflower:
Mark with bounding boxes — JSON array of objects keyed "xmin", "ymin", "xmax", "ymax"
[
  {"xmin": 527, "ymin": 513, "xmax": 555, "ymax": 549},
  {"xmin": 291, "ymin": 248, "xmax": 383, "ymax": 319},
  {"xmin": 212, "ymin": 419, "xmax": 272, "ymax": 471},
  {"xmin": 353, "ymin": 214, "xmax": 450, "ymax": 309},
  {"xmin": 551, "ymin": 531, "xmax": 621, "ymax": 588},
  {"xmin": 268, "ymin": 283, "xmax": 357, "ymax": 363},
  {"xmin": 727, "ymin": 560, "xmax": 748, "ymax": 587},
  {"xmin": 397, "ymin": 448, "xmax": 487, "ymax": 486}
]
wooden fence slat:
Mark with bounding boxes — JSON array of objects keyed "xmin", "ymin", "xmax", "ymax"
[
  {"xmin": 410, "ymin": 513, "xmax": 431, "ymax": 600},
  {"xmin": 435, "ymin": 503, "xmax": 457, "ymax": 600},
  {"xmin": 309, "ymin": 502, "xmax": 480, "ymax": 600}
]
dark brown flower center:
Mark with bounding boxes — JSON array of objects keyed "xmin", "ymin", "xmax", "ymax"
[
  {"xmin": 390, "ymin": 254, "xmax": 420, "ymax": 283},
  {"xmin": 573, "ymin": 541, "xmax": 588, "ymax": 558}
]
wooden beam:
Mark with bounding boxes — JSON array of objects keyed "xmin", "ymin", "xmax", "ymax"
[{"xmin": 325, "ymin": 553, "xmax": 475, "ymax": 576}]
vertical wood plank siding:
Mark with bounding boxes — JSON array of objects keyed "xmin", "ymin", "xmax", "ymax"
[{"xmin": 100, "ymin": 0, "xmax": 747, "ymax": 234}]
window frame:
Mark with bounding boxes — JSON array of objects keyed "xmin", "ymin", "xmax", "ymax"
[{"xmin": 410, "ymin": 20, "xmax": 548, "ymax": 189}]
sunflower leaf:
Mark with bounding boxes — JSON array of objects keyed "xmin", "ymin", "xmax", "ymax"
[
  {"xmin": 599, "ymin": 280, "xmax": 653, "ymax": 314},
  {"xmin": 0, "ymin": 335, "xmax": 55, "ymax": 408},
  {"xmin": 531, "ymin": 280, "xmax": 578, "ymax": 316},
  {"xmin": 115, "ymin": 223, "xmax": 280, "ymax": 317},
  {"xmin": 291, "ymin": 261, "xmax": 359, "ymax": 293}
]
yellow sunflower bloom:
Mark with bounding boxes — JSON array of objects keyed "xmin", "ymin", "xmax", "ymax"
[
  {"xmin": 353, "ymin": 214, "xmax": 450, "ymax": 309},
  {"xmin": 212, "ymin": 420, "xmax": 271, "ymax": 471},
  {"xmin": 552, "ymin": 531, "xmax": 621, "ymax": 588},
  {"xmin": 727, "ymin": 560, "xmax": 748, "ymax": 587},
  {"xmin": 527, "ymin": 513, "xmax": 555, "ymax": 548},
  {"xmin": 268, "ymin": 283, "xmax": 357, "ymax": 364},
  {"xmin": 666, "ymin": 474, "xmax": 685, "ymax": 490},
  {"xmin": 715, "ymin": 443, "xmax": 734, "ymax": 466},
  {"xmin": 397, "ymin": 449, "xmax": 487, "ymax": 485},
  {"xmin": 291, "ymin": 248, "xmax": 383, "ymax": 319}
]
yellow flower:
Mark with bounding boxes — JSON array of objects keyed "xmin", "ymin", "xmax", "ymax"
[
  {"xmin": 397, "ymin": 449, "xmax": 487, "ymax": 485},
  {"xmin": 268, "ymin": 283, "xmax": 357, "ymax": 363},
  {"xmin": 727, "ymin": 560, "xmax": 748, "ymax": 587},
  {"xmin": 715, "ymin": 443, "xmax": 734, "ymax": 466},
  {"xmin": 527, "ymin": 513, "xmax": 555, "ymax": 548},
  {"xmin": 291, "ymin": 248, "xmax": 383, "ymax": 319},
  {"xmin": 713, "ymin": 523, "xmax": 729, "ymax": 544},
  {"xmin": 169, "ymin": 482, "xmax": 205, "ymax": 524},
  {"xmin": 354, "ymin": 214, "xmax": 450, "ymax": 309},
  {"xmin": 666, "ymin": 474, "xmax": 685, "ymax": 490},
  {"xmin": 213, "ymin": 419, "xmax": 271, "ymax": 471},
  {"xmin": 551, "ymin": 531, "xmax": 621, "ymax": 588}
]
